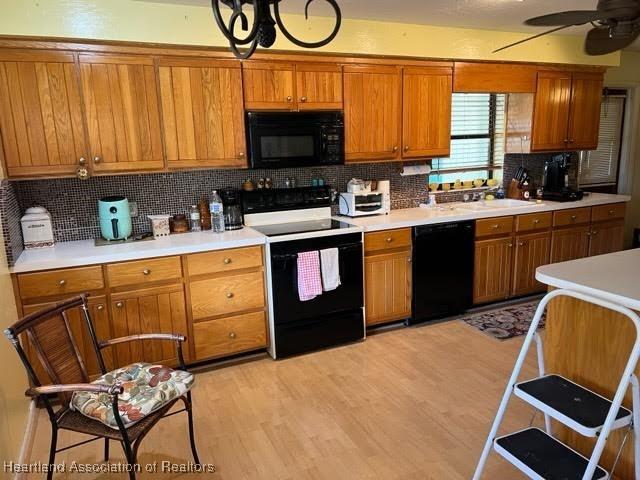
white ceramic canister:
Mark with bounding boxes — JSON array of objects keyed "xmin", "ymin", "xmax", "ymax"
[{"xmin": 21, "ymin": 206, "xmax": 54, "ymax": 249}]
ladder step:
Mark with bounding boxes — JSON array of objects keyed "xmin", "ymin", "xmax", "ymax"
[
  {"xmin": 494, "ymin": 427, "xmax": 608, "ymax": 480},
  {"xmin": 514, "ymin": 374, "xmax": 632, "ymax": 437}
]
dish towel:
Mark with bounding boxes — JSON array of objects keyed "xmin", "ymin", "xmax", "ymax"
[
  {"xmin": 297, "ymin": 251, "xmax": 323, "ymax": 301},
  {"xmin": 320, "ymin": 248, "xmax": 341, "ymax": 292}
]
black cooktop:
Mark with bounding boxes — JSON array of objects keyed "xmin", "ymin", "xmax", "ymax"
[{"xmin": 251, "ymin": 219, "xmax": 354, "ymax": 237}]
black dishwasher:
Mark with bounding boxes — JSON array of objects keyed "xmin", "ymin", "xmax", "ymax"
[{"xmin": 410, "ymin": 221, "xmax": 475, "ymax": 324}]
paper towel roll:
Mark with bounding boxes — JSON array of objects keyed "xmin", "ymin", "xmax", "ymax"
[{"xmin": 400, "ymin": 164, "xmax": 432, "ymax": 176}]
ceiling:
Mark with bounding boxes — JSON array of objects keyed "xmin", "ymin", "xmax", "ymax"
[{"xmin": 139, "ymin": 0, "xmax": 640, "ymax": 50}]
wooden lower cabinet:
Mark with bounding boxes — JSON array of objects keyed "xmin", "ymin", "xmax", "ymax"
[
  {"xmin": 512, "ymin": 231, "xmax": 551, "ymax": 297},
  {"xmin": 110, "ymin": 284, "xmax": 188, "ymax": 368},
  {"xmin": 550, "ymin": 226, "xmax": 591, "ymax": 263},
  {"xmin": 21, "ymin": 296, "xmax": 113, "ymax": 383},
  {"xmin": 364, "ymin": 249, "xmax": 412, "ymax": 326},
  {"xmin": 589, "ymin": 220, "xmax": 625, "ymax": 256},
  {"xmin": 473, "ymin": 237, "xmax": 514, "ymax": 305},
  {"xmin": 193, "ymin": 311, "xmax": 267, "ymax": 360}
]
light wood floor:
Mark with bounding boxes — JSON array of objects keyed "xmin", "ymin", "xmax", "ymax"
[{"xmin": 27, "ymin": 319, "xmax": 540, "ymax": 479}]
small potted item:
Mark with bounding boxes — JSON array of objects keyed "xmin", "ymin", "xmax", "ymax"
[
  {"xmin": 147, "ymin": 215, "xmax": 171, "ymax": 238},
  {"xmin": 21, "ymin": 206, "xmax": 54, "ymax": 249}
]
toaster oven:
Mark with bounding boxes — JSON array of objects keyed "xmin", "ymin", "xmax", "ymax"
[{"xmin": 338, "ymin": 192, "xmax": 389, "ymax": 217}]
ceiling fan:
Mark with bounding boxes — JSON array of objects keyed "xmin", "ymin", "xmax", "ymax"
[{"xmin": 494, "ymin": 0, "xmax": 640, "ymax": 55}]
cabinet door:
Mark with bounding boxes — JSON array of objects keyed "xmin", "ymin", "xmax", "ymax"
[
  {"xmin": 295, "ymin": 63, "xmax": 342, "ymax": 110},
  {"xmin": 79, "ymin": 53, "xmax": 164, "ymax": 173},
  {"xmin": 512, "ymin": 231, "xmax": 551, "ymax": 297},
  {"xmin": 473, "ymin": 237, "xmax": 514, "ymax": 305},
  {"xmin": 22, "ymin": 296, "xmax": 114, "ymax": 383},
  {"xmin": 364, "ymin": 250, "xmax": 412, "ymax": 326},
  {"xmin": 402, "ymin": 66, "xmax": 452, "ymax": 158},
  {"xmin": 343, "ymin": 65, "xmax": 401, "ymax": 162},
  {"xmin": 589, "ymin": 221, "xmax": 625, "ymax": 257},
  {"xmin": 550, "ymin": 226, "xmax": 590, "ymax": 264},
  {"xmin": 242, "ymin": 61, "xmax": 295, "ymax": 110},
  {"xmin": 567, "ymin": 72, "xmax": 604, "ymax": 150},
  {"xmin": 531, "ymin": 71, "xmax": 572, "ymax": 152},
  {"xmin": 110, "ymin": 284, "xmax": 188, "ymax": 368},
  {"xmin": 0, "ymin": 50, "xmax": 87, "ymax": 178},
  {"xmin": 158, "ymin": 57, "xmax": 246, "ymax": 169}
]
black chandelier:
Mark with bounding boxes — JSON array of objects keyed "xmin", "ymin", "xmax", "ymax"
[{"xmin": 211, "ymin": 0, "xmax": 342, "ymax": 59}]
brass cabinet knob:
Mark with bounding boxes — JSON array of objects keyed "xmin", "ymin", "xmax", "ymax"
[
  {"xmin": 592, "ymin": 230, "xmax": 598, "ymax": 236},
  {"xmin": 407, "ymin": 257, "xmax": 412, "ymax": 263},
  {"xmin": 58, "ymin": 279, "xmax": 67, "ymax": 286},
  {"xmin": 226, "ymin": 292, "xmax": 234, "ymax": 299},
  {"xmin": 300, "ymin": 96, "xmax": 307, "ymax": 102},
  {"xmin": 533, "ymin": 219, "xmax": 540, "ymax": 224},
  {"xmin": 385, "ymin": 237, "xmax": 393, "ymax": 243},
  {"xmin": 492, "ymin": 224, "xmax": 500, "ymax": 229},
  {"xmin": 586, "ymin": 231, "xmax": 592, "ymax": 236},
  {"xmin": 229, "ymin": 332, "xmax": 236, "ymax": 339},
  {"xmin": 403, "ymin": 145, "xmax": 410, "ymax": 152},
  {"xmin": 97, "ymin": 304, "xmax": 104, "ymax": 311},
  {"xmin": 78, "ymin": 157, "xmax": 86, "ymax": 165},
  {"xmin": 116, "ymin": 301, "xmax": 124, "ymax": 308},
  {"xmin": 518, "ymin": 241, "xmax": 524, "ymax": 246},
  {"xmin": 238, "ymin": 152, "xmax": 245, "ymax": 158},
  {"xmin": 609, "ymin": 209, "xmax": 615, "ymax": 215},
  {"xmin": 93, "ymin": 156, "xmax": 101, "ymax": 163},
  {"xmin": 286, "ymin": 96, "xmax": 293, "ymax": 102},
  {"xmin": 142, "ymin": 269, "xmax": 151, "ymax": 275},
  {"xmin": 571, "ymin": 215, "xmax": 577, "ymax": 220},
  {"xmin": 392, "ymin": 146, "xmax": 399, "ymax": 152},
  {"xmin": 224, "ymin": 258, "xmax": 232, "ymax": 265},
  {"xmin": 507, "ymin": 243, "xmax": 513, "ymax": 248},
  {"xmin": 568, "ymin": 139, "xmax": 575, "ymax": 143}
]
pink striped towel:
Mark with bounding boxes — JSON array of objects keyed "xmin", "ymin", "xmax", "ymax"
[{"xmin": 297, "ymin": 251, "xmax": 323, "ymax": 301}]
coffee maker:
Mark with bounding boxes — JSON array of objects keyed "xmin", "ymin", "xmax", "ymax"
[
  {"xmin": 220, "ymin": 189, "xmax": 244, "ymax": 230},
  {"xmin": 542, "ymin": 154, "xmax": 584, "ymax": 202}
]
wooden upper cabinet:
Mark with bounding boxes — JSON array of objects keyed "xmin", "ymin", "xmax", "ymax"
[
  {"xmin": 295, "ymin": 63, "xmax": 342, "ymax": 110},
  {"xmin": 158, "ymin": 57, "xmax": 246, "ymax": 169},
  {"xmin": 401, "ymin": 66, "xmax": 452, "ymax": 159},
  {"xmin": 242, "ymin": 61, "xmax": 295, "ymax": 110},
  {"xmin": 78, "ymin": 53, "xmax": 164, "ymax": 174},
  {"xmin": 0, "ymin": 50, "xmax": 87, "ymax": 178},
  {"xmin": 453, "ymin": 62, "xmax": 537, "ymax": 93},
  {"xmin": 531, "ymin": 71, "xmax": 572, "ymax": 152},
  {"xmin": 343, "ymin": 65, "xmax": 401, "ymax": 162},
  {"xmin": 567, "ymin": 72, "xmax": 603, "ymax": 150}
]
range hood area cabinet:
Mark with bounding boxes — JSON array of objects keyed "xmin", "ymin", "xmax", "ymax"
[
  {"xmin": 343, "ymin": 63, "xmax": 453, "ymax": 162},
  {"xmin": 242, "ymin": 61, "xmax": 343, "ymax": 111},
  {"xmin": 505, "ymin": 69, "xmax": 604, "ymax": 154}
]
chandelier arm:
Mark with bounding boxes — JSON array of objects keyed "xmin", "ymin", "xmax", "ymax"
[
  {"xmin": 229, "ymin": 36, "xmax": 260, "ymax": 59},
  {"xmin": 211, "ymin": 0, "xmax": 260, "ymax": 46},
  {"xmin": 273, "ymin": 0, "xmax": 342, "ymax": 48}
]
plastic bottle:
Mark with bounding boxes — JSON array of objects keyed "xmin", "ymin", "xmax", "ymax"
[
  {"xmin": 189, "ymin": 205, "xmax": 201, "ymax": 232},
  {"xmin": 210, "ymin": 191, "xmax": 225, "ymax": 233}
]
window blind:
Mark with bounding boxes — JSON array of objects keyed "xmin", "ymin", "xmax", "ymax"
[
  {"xmin": 579, "ymin": 94, "xmax": 625, "ymax": 187},
  {"xmin": 431, "ymin": 93, "xmax": 506, "ymax": 174}
]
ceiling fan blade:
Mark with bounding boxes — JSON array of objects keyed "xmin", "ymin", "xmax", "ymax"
[
  {"xmin": 493, "ymin": 25, "xmax": 574, "ymax": 53},
  {"xmin": 525, "ymin": 10, "xmax": 614, "ymax": 26},
  {"xmin": 584, "ymin": 26, "xmax": 640, "ymax": 54}
]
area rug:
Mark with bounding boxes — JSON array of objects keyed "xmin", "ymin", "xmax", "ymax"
[{"xmin": 461, "ymin": 301, "xmax": 545, "ymax": 340}]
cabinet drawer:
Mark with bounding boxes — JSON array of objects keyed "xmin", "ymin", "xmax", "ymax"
[
  {"xmin": 186, "ymin": 246, "xmax": 263, "ymax": 276},
  {"xmin": 553, "ymin": 207, "xmax": 591, "ymax": 227},
  {"xmin": 190, "ymin": 270, "xmax": 265, "ymax": 320},
  {"xmin": 107, "ymin": 256, "xmax": 182, "ymax": 288},
  {"xmin": 591, "ymin": 203, "xmax": 626, "ymax": 223},
  {"xmin": 515, "ymin": 212, "xmax": 552, "ymax": 232},
  {"xmin": 364, "ymin": 228, "xmax": 411, "ymax": 253},
  {"xmin": 193, "ymin": 311, "xmax": 267, "ymax": 360},
  {"xmin": 475, "ymin": 217, "xmax": 514, "ymax": 238},
  {"xmin": 17, "ymin": 266, "xmax": 104, "ymax": 300}
]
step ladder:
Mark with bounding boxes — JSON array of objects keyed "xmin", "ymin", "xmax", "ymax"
[{"xmin": 472, "ymin": 289, "xmax": 640, "ymax": 480}]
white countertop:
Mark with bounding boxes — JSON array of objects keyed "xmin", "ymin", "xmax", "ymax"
[
  {"xmin": 536, "ymin": 249, "xmax": 640, "ymax": 311},
  {"xmin": 10, "ymin": 192, "xmax": 630, "ymax": 273},
  {"xmin": 11, "ymin": 228, "xmax": 267, "ymax": 273},
  {"xmin": 335, "ymin": 193, "xmax": 630, "ymax": 232}
]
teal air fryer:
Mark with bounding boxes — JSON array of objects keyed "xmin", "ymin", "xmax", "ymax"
[{"xmin": 99, "ymin": 196, "xmax": 132, "ymax": 241}]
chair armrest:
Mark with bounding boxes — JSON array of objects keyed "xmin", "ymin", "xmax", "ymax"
[
  {"xmin": 99, "ymin": 333, "xmax": 186, "ymax": 348},
  {"xmin": 26, "ymin": 383, "xmax": 123, "ymax": 397}
]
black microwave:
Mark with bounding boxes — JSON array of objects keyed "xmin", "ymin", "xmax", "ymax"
[{"xmin": 246, "ymin": 111, "xmax": 344, "ymax": 169}]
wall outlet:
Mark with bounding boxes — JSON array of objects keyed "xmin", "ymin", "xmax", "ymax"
[{"xmin": 129, "ymin": 202, "xmax": 138, "ymax": 218}]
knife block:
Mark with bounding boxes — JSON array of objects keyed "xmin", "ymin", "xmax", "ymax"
[{"xmin": 507, "ymin": 179, "xmax": 525, "ymax": 200}]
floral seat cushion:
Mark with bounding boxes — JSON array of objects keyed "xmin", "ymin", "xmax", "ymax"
[{"xmin": 70, "ymin": 362, "xmax": 194, "ymax": 429}]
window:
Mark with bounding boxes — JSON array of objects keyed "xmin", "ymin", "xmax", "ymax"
[
  {"xmin": 579, "ymin": 89, "xmax": 626, "ymax": 189},
  {"xmin": 430, "ymin": 93, "xmax": 506, "ymax": 184}
]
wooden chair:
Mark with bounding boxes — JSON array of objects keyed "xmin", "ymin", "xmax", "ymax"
[{"xmin": 4, "ymin": 294, "xmax": 200, "ymax": 480}]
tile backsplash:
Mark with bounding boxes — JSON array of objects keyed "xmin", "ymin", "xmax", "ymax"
[{"xmin": 1, "ymin": 152, "xmax": 572, "ymax": 266}]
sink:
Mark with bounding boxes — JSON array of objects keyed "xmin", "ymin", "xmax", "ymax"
[{"xmin": 454, "ymin": 199, "xmax": 542, "ymax": 211}]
